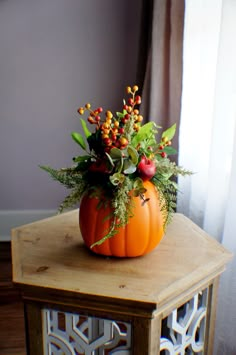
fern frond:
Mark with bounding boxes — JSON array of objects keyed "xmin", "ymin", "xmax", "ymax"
[{"xmin": 40, "ymin": 165, "xmax": 83, "ymax": 188}]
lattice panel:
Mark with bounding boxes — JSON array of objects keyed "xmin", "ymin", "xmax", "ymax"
[
  {"xmin": 160, "ymin": 288, "xmax": 208, "ymax": 354},
  {"xmin": 42, "ymin": 309, "xmax": 131, "ymax": 355}
]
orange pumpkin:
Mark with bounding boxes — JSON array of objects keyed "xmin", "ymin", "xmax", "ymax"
[{"xmin": 79, "ymin": 181, "xmax": 165, "ymax": 257}]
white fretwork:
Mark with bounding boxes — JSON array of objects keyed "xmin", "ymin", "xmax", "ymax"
[
  {"xmin": 160, "ymin": 289, "xmax": 208, "ymax": 354},
  {"xmin": 43, "ymin": 309, "xmax": 131, "ymax": 355}
]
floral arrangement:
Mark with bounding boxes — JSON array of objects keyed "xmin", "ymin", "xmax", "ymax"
[{"xmin": 40, "ymin": 85, "xmax": 191, "ymax": 245}]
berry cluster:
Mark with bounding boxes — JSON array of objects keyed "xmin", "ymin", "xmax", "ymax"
[
  {"xmin": 77, "ymin": 85, "xmax": 143, "ymax": 152},
  {"xmin": 157, "ymin": 137, "xmax": 172, "ymax": 159}
]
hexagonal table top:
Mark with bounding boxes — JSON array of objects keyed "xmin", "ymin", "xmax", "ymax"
[{"xmin": 11, "ymin": 210, "xmax": 232, "ymax": 313}]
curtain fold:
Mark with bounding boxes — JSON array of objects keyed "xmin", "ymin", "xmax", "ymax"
[
  {"xmin": 177, "ymin": 0, "xmax": 236, "ymax": 353},
  {"xmin": 139, "ymin": 0, "xmax": 236, "ymax": 353},
  {"xmin": 139, "ymin": 0, "xmax": 185, "ymax": 152}
]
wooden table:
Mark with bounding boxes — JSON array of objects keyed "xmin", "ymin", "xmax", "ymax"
[{"xmin": 11, "ymin": 210, "xmax": 232, "ymax": 355}]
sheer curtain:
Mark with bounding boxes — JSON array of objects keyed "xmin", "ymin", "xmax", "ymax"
[{"xmin": 177, "ymin": 0, "xmax": 236, "ymax": 353}]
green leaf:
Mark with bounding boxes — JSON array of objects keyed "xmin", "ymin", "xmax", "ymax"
[
  {"xmin": 73, "ymin": 155, "xmax": 91, "ymax": 162},
  {"xmin": 116, "ymin": 111, "xmax": 125, "ymax": 118},
  {"xmin": 163, "ymin": 146, "xmax": 177, "ymax": 155},
  {"xmin": 71, "ymin": 132, "xmax": 86, "ymax": 150},
  {"xmin": 162, "ymin": 123, "xmax": 176, "ymax": 141},
  {"xmin": 131, "ymin": 122, "xmax": 158, "ymax": 147},
  {"xmin": 127, "ymin": 146, "xmax": 139, "ymax": 165},
  {"xmin": 80, "ymin": 118, "xmax": 91, "ymax": 138}
]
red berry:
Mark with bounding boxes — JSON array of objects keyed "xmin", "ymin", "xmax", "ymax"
[
  {"xmin": 119, "ymin": 127, "xmax": 125, "ymax": 134},
  {"xmin": 123, "ymin": 104, "xmax": 129, "ymax": 111},
  {"xmin": 135, "ymin": 95, "xmax": 142, "ymax": 105},
  {"xmin": 97, "ymin": 107, "xmax": 103, "ymax": 113},
  {"xmin": 161, "ymin": 152, "xmax": 167, "ymax": 158},
  {"xmin": 103, "ymin": 138, "xmax": 112, "ymax": 146},
  {"xmin": 128, "ymin": 98, "xmax": 134, "ymax": 105},
  {"xmin": 121, "ymin": 117, "xmax": 128, "ymax": 124}
]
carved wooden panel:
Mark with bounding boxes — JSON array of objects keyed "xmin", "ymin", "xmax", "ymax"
[
  {"xmin": 43, "ymin": 308, "xmax": 131, "ymax": 354},
  {"xmin": 160, "ymin": 289, "xmax": 208, "ymax": 354}
]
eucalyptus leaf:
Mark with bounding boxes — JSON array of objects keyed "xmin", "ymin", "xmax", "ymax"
[
  {"xmin": 127, "ymin": 146, "xmax": 139, "ymax": 165},
  {"xmin": 109, "ymin": 147, "xmax": 123, "ymax": 159},
  {"xmin": 116, "ymin": 158, "xmax": 124, "ymax": 173},
  {"xmin": 123, "ymin": 160, "xmax": 137, "ymax": 174},
  {"xmin": 133, "ymin": 177, "xmax": 144, "ymax": 190},
  {"xmin": 71, "ymin": 132, "xmax": 86, "ymax": 150},
  {"xmin": 110, "ymin": 173, "xmax": 125, "ymax": 186},
  {"xmin": 105, "ymin": 152, "xmax": 115, "ymax": 167}
]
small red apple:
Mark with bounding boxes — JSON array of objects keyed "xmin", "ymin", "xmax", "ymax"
[{"xmin": 137, "ymin": 156, "xmax": 156, "ymax": 181}]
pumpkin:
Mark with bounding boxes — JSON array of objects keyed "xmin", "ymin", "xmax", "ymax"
[{"xmin": 79, "ymin": 181, "xmax": 165, "ymax": 257}]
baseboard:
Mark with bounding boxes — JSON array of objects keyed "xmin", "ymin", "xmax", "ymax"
[{"xmin": 0, "ymin": 210, "xmax": 56, "ymax": 241}]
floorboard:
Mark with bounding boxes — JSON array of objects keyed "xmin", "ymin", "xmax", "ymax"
[{"xmin": 0, "ymin": 242, "xmax": 26, "ymax": 355}]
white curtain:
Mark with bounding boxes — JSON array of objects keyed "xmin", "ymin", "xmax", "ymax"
[{"xmin": 178, "ymin": 0, "xmax": 236, "ymax": 353}]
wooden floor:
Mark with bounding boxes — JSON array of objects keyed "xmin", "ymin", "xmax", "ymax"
[{"xmin": 0, "ymin": 242, "xmax": 26, "ymax": 355}]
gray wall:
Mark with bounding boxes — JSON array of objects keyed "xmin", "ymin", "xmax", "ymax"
[{"xmin": 0, "ymin": 0, "xmax": 142, "ymax": 210}]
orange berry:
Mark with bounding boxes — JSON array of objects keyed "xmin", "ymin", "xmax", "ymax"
[
  {"xmin": 103, "ymin": 122, "xmax": 110, "ymax": 129},
  {"xmin": 88, "ymin": 116, "xmax": 95, "ymax": 124},
  {"xmin": 126, "ymin": 86, "xmax": 132, "ymax": 94},
  {"xmin": 127, "ymin": 106, "xmax": 132, "ymax": 113},
  {"xmin": 112, "ymin": 128, "xmax": 118, "ymax": 135},
  {"xmin": 106, "ymin": 110, "xmax": 113, "ymax": 119},
  {"xmin": 106, "ymin": 118, "xmax": 112, "ymax": 125},
  {"xmin": 85, "ymin": 103, "xmax": 91, "ymax": 109},
  {"xmin": 119, "ymin": 137, "xmax": 128, "ymax": 146},
  {"xmin": 114, "ymin": 121, "xmax": 119, "ymax": 128},
  {"xmin": 78, "ymin": 107, "xmax": 84, "ymax": 115},
  {"xmin": 102, "ymin": 133, "xmax": 109, "ymax": 139},
  {"xmin": 133, "ymin": 109, "xmax": 139, "ymax": 115},
  {"xmin": 133, "ymin": 85, "xmax": 139, "ymax": 92},
  {"xmin": 137, "ymin": 115, "xmax": 143, "ymax": 122}
]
